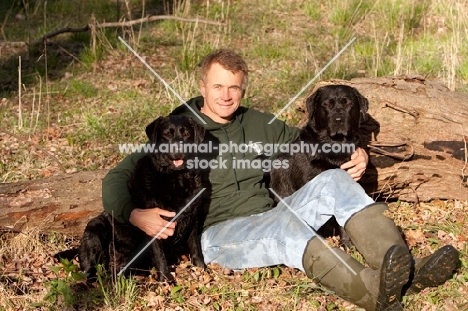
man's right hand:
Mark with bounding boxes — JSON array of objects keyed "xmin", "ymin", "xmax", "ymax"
[{"xmin": 129, "ymin": 208, "xmax": 177, "ymax": 239}]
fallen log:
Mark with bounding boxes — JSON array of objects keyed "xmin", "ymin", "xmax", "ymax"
[
  {"xmin": 304, "ymin": 75, "xmax": 468, "ymax": 202},
  {"xmin": 0, "ymin": 75, "xmax": 467, "ymax": 234},
  {"xmin": 0, "ymin": 170, "xmax": 106, "ymax": 235}
]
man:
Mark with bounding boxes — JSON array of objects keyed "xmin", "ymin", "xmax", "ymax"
[{"xmin": 102, "ymin": 49, "xmax": 459, "ymax": 311}]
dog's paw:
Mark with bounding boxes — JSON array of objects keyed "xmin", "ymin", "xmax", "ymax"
[
  {"xmin": 157, "ymin": 272, "xmax": 176, "ymax": 284},
  {"xmin": 54, "ymin": 248, "xmax": 79, "ymax": 261},
  {"xmin": 192, "ymin": 257, "xmax": 207, "ymax": 269}
]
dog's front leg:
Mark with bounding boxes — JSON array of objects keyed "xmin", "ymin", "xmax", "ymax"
[
  {"xmin": 78, "ymin": 213, "xmax": 112, "ymax": 279},
  {"xmin": 186, "ymin": 223, "xmax": 206, "ymax": 268},
  {"xmin": 150, "ymin": 239, "xmax": 174, "ymax": 283}
]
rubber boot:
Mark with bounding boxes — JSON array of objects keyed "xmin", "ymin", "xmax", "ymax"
[
  {"xmin": 344, "ymin": 203, "xmax": 406, "ymax": 270},
  {"xmin": 303, "ymin": 237, "xmax": 411, "ymax": 311},
  {"xmin": 403, "ymin": 245, "xmax": 459, "ymax": 295},
  {"xmin": 344, "ymin": 203, "xmax": 460, "ymax": 295}
]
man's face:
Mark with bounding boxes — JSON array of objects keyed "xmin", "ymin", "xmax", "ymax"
[{"xmin": 199, "ymin": 62, "xmax": 245, "ymax": 124}]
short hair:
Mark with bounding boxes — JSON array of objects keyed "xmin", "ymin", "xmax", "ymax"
[{"xmin": 198, "ymin": 49, "xmax": 249, "ymax": 90}]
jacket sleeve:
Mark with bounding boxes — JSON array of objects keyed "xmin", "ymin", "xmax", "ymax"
[
  {"xmin": 272, "ymin": 118, "xmax": 300, "ymax": 145},
  {"xmin": 282, "ymin": 123, "xmax": 300, "ymax": 144},
  {"xmin": 101, "ymin": 152, "xmax": 145, "ymax": 223}
]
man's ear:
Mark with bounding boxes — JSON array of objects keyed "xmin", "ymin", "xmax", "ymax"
[
  {"xmin": 188, "ymin": 117, "xmax": 205, "ymax": 144},
  {"xmin": 145, "ymin": 117, "xmax": 164, "ymax": 142},
  {"xmin": 199, "ymin": 79, "xmax": 206, "ymax": 98}
]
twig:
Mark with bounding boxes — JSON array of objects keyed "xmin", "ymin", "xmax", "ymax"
[
  {"xmin": 0, "ymin": 128, "xmax": 66, "ymax": 173},
  {"xmin": 18, "ymin": 56, "xmax": 23, "ymax": 129},
  {"xmin": 97, "ymin": 14, "xmax": 225, "ymax": 27},
  {"xmin": 367, "ymin": 141, "xmax": 414, "ymax": 161},
  {"xmin": 31, "ymin": 25, "xmax": 90, "ymax": 45},
  {"xmin": 462, "ymin": 136, "xmax": 467, "ymax": 187},
  {"xmin": 0, "ymin": 227, "xmax": 22, "ymax": 235},
  {"xmin": 368, "ymin": 141, "xmax": 408, "ymax": 147},
  {"xmin": 30, "ymin": 14, "xmax": 224, "ymax": 45},
  {"xmin": 382, "ymin": 100, "xmax": 419, "ymax": 118}
]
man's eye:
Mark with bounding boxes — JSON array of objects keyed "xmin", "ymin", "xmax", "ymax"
[{"xmin": 229, "ymin": 86, "xmax": 241, "ymax": 92}]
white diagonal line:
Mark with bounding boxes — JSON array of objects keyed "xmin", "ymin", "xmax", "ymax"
[
  {"xmin": 268, "ymin": 37, "xmax": 356, "ymax": 124},
  {"xmin": 268, "ymin": 188, "xmax": 357, "ymax": 275},
  {"xmin": 117, "ymin": 187, "xmax": 206, "ymax": 276},
  {"xmin": 118, "ymin": 36, "xmax": 207, "ymax": 125}
]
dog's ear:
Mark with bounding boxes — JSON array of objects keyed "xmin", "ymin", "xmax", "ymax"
[
  {"xmin": 305, "ymin": 88, "xmax": 321, "ymax": 125},
  {"xmin": 351, "ymin": 87, "xmax": 369, "ymax": 124},
  {"xmin": 145, "ymin": 117, "xmax": 165, "ymax": 141},
  {"xmin": 188, "ymin": 117, "xmax": 206, "ymax": 144}
]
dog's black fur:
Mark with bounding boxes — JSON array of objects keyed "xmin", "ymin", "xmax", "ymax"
[
  {"xmin": 269, "ymin": 85, "xmax": 369, "ymax": 243},
  {"xmin": 76, "ymin": 115, "xmax": 206, "ymax": 283}
]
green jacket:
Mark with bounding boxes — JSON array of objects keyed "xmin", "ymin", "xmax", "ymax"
[{"xmin": 102, "ymin": 96, "xmax": 299, "ymax": 229}]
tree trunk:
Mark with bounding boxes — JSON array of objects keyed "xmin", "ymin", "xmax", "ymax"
[
  {"xmin": 1, "ymin": 75, "xmax": 467, "ymax": 234},
  {"xmin": 0, "ymin": 170, "xmax": 106, "ymax": 235},
  {"xmin": 304, "ymin": 75, "xmax": 468, "ymax": 202}
]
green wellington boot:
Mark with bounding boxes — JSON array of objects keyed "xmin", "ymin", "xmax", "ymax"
[
  {"xmin": 404, "ymin": 245, "xmax": 459, "ymax": 295},
  {"xmin": 344, "ymin": 203, "xmax": 459, "ymax": 295},
  {"xmin": 303, "ymin": 237, "xmax": 411, "ymax": 311}
]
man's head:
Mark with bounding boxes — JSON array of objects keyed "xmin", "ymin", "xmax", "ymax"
[{"xmin": 198, "ymin": 49, "xmax": 248, "ymax": 124}]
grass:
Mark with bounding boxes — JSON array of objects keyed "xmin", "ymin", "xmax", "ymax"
[
  {"xmin": 1, "ymin": 0, "xmax": 468, "ymax": 309},
  {"xmin": 1, "ymin": 200, "xmax": 466, "ymax": 310}
]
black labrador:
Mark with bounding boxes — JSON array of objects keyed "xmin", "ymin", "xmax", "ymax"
[
  {"xmin": 77, "ymin": 115, "xmax": 207, "ymax": 283},
  {"xmin": 269, "ymin": 85, "xmax": 369, "ymax": 244}
]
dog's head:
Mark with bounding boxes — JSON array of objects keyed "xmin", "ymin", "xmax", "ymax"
[
  {"xmin": 145, "ymin": 115, "xmax": 205, "ymax": 169},
  {"xmin": 305, "ymin": 85, "xmax": 368, "ymax": 141}
]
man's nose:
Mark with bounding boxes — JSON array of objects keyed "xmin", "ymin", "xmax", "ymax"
[{"xmin": 220, "ymin": 87, "xmax": 231, "ymax": 100}]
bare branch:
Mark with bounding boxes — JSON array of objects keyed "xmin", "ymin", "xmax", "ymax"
[
  {"xmin": 31, "ymin": 26, "xmax": 90, "ymax": 45},
  {"xmin": 30, "ymin": 15, "xmax": 225, "ymax": 45},
  {"xmin": 97, "ymin": 14, "xmax": 225, "ymax": 27}
]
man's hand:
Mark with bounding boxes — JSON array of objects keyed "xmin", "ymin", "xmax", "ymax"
[
  {"xmin": 129, "ymin": 208, "xmax": 177, "ymax": 239},
  {"xmin": 340, "ymin": 147, "xmax": 368, "ymax": 181}
]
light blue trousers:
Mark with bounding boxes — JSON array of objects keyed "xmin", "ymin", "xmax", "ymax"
[{"xmin": 200, "ymin": 169, "xmax": 375, "ymax": 271}]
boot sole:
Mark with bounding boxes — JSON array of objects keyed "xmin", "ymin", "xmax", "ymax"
[
  {"xmin": 376, "ymin": 245, "xmax": 411, "ymax": 311},
  {"xmin": 406, "ymin": 245, "xmax": 459, "ymax": 295}
]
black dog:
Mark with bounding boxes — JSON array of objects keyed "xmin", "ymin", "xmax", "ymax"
[
  {"xmin": 78, "ymin": 115, "xmax": 207, "ymax": 283},
  {"xmin": 270, "ymin": 85, "xmax": 368, "ymax": 243}
]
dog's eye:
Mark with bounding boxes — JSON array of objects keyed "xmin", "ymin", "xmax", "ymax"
[
  {"xmin": 162, "ymin": 129, "xmax": 174, "ymax": 138},
  {"xmin": 341, "ymin": 98, "xmax": 352, "ymax": 106},
  {"xmin": 178, "ymin": 127, "xmax": 191, "ymax": 138}
]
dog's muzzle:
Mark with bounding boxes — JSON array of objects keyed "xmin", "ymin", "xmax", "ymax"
[{"xmin": 329, "ymin": 114, "xmax": 350, "ymax": 137}]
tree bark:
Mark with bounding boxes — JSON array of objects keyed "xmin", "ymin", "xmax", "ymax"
[
  {"xmin": 303, "ymin": 75, "xmax": 468, "ymax": 202},
  {"xmin": 1, "ymin": 75, "xmax": 467, "ymax": 234},
  {"xmin": 0, "ymin": 170, "xmax": 106, "ymax": 235}
]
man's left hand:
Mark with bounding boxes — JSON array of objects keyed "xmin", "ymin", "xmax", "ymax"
[{"xmin": 340, "ymin": 147, "xmax": 368, "ymax": 181}]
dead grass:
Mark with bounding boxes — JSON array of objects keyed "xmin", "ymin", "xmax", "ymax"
[
  {"xmin": 1, "ymin": 0, "xmax": 468, "ymax": 310},
  {"xmin": 0, "ymin": 200, "xmax": 467, "ymax": 310}
]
